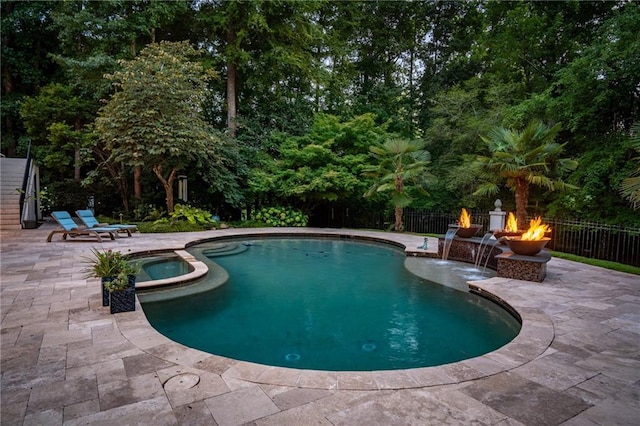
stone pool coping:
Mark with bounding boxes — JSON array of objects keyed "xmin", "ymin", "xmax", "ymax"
[{"xmin": 118, "ymin": 228, "xmax": 554, "ymax": 391}]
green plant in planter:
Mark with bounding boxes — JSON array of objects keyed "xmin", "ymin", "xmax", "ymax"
[
  {"xmin": 84, "ymin": 248, "xmax": 140, "ymax": 312},
  {"xmin": 102, "ymin": 270, "xmax": 137, "ymax": 292},
  {"xmin": 84, "ymin": 248, "xmax": 139, "ymax": 295}
]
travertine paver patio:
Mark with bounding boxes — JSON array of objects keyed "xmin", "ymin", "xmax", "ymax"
[{"xmin": 1, "ymin": 222, "xmax": 639, "ymax": 425}]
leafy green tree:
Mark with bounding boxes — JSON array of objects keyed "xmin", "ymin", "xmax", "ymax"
[
  {"xmin": 425, "ymin": 77, "xmax": 516, "ymax": 210},
  {"xmin": 546, "ymin": 2, "xmax": 640, "ymax": 137},
  {"xmin": 472, "ymin": 121, "xmax": 578, "ymax": 228},
  {"xmin": 549, "ymin": 131, "xmax": 638, "ymax": 224},
  {"xmin": 7, "ymin": 0, "xmax": 640, "ymax": 226},
  {"xmin": 193, "ymin": 0, "xmax": 323, "ymax": 139},
  {"xmin": 95, "ymin": 41, "xmax": 230, "ymax": 213},
  {"xmin": 1, "ymin": 0, "xmax": 61, "ymax": 156},
  {"xmin": 249, "ymin": 114, "xmax": 385, "ymax": 212},
  {"xmin": 20, "ymin": 83, "xmax": 90, "ymax": 181},
  {"xmin": 51, "ymin": 0, "xmax": 191, "ymax": 201},
  {"xmin": 621, "ymin": 124, "xmax": 640, "ymax": 209},
  {"xmin": 320, "ymin": 1, "xmax": 425, "ymax": 132},
  {"xmin": 363, "ymin": 138, "xmax": 432, "ymax": 232}
]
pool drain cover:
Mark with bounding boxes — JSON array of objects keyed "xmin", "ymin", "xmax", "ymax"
[
  {"xmin": 285, "ymin": 353, "xmax": 301, "ymax": 362},
  {"xmin": 163, "ymin": 373, "xmax": 200, "ymax": 391},
  {"xmin": 362, "ymin": 343, "xmax": 377, "ymax": 352}
]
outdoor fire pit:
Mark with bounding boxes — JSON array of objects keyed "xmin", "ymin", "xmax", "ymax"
[
  {"xmin": 504, "ymin": 237, "xmax": 551, "ymax": 256},
  {"xmin": 451, "ymin": 224, "xmax": 482, "ymax": 238},
  {"xmin": 451, "ymin": 208, "xmax": 482, "ymax": 238},
  {"xmin": 504, "ymin": 217, "xmax": 551, "ymax": 256}
]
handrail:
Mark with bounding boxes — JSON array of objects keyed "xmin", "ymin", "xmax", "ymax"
[{"xmin": 18, "ymin": 140, "xmax": 33, "ymax": 224}]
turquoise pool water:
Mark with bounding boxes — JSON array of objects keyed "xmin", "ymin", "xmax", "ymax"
[{"xmin": 140, "ymin": 238, "xmax": 520, "ymax": 371}]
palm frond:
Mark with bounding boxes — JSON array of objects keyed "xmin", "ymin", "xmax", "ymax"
[
  {"xmin": 619, "ymin": 123, "xmax": 640, "ymax": 208},
  {"xmin": 392, "ymin": 191, "xmax": 413, "ymax": 208},
  {"xmin": 527, "ymin": 174, "xmax": 554, "ymax": 190},
  {"xmin": 620, "ymin": 176, "xmax": 640, "ymax": 207},
  {"xmin": 552, "ymin": 180, "xmax": 579, "ymax": 191},
  {"xmin": 473, "ymin": 182, "xmax": 500, "ymax": 197},
  {"xmin": 376, "ymin": 182, "xmax": 395, "ymax": 193}
]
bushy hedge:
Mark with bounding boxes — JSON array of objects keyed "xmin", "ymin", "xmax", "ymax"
[
  {"xmin": 153, "ymin": 204, "xmax": 216, "ymax": 226},
  {"xmin": 254, "ymin": 206, "xmax": 308, "ymax": 227},
  {"xmin": 45, "ymin": 180, "xmax": 90, "ymax": 215}
]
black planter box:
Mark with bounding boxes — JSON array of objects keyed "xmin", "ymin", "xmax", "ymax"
[
  {"xmin": 101, "ymin": 277, "xmax": 111, "ymax": 306},
  {"xmin": 109, "ymin": 275, "xmax": 136, "ymax": 314}
]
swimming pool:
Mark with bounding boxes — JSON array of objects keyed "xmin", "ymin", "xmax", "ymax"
[{"xmin": 140, "ymin": 238, "xmax": 520, "ymax": 371}]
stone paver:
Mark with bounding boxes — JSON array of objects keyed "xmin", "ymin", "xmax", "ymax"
[{"xmin": 1, "ymin": 223, "xmax": 639, "ymax": 425}]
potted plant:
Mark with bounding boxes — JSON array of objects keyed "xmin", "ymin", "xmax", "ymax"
[{"xmin": 84, "ymin": 248, "xmax": 139, "ymax": 313}]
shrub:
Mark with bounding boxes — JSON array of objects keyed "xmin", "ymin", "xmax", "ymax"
[
  {"xmin": 46, "ymin": 180, "xmax": 90, "ymax": 213},
  {"xmin": 254, "ymin": 206, "xmax": 308, "ymax": 227},
  {"xmin": 133, "ymin": 204, "xmax": 165, "ymax": 221},
  {"xmin": 168, "ymin": 204, "xmax": 216, "ymax": 225}
]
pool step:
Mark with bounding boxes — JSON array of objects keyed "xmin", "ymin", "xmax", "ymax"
[{"xmin": 201, "ymin": 243, "xmax": 249, "ymax": 257}]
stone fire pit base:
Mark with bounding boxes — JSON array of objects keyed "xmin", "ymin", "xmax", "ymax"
[
  {"xmin": 438, "ymin": 237, "xmax": 551, "ymax": 282},
  {"xmin": 495, "ymin": 250, "xmax": 551, "ymax": 282}
]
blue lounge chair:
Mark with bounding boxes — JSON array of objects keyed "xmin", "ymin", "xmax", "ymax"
[
  {"xmin": 75, "ymin": 210, "xmax": 138, "ymax": 237},
  {"xmin": 47, "ymin": 211, "xmax": 117, "ymax": 243}
]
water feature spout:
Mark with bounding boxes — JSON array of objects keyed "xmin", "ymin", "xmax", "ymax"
[
  {"xmin": 441, "ymin": 228, "xmax": 458, "ymax": 260},
  {"xmin": 474, "ymin": 232, "xmax": 495, "ymax": 270}
]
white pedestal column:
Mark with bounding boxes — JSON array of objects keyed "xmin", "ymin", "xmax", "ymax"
[{"xmin": 489, "ymin": 199, "xmax": 506, "ymax": 231}]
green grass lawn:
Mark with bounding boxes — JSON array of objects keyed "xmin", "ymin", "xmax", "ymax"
[{"xmin": 548, "ymin": 250, "xmax": 640, "ymax": 276}]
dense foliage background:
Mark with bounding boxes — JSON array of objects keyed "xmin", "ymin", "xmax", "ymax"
[{"xmin": 2, "ymin": 0, "xmax": 639, "ymax": 225}]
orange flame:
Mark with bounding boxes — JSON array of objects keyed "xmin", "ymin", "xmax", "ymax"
[
  {"xmin": 521, "ymin": 217, "xmax": 551, "ymax": 241},
  {"xmin": 458, "ymin": 208, "xmax": 472, "ymax": 228},
  {"xmin": 505, "ymin": 212, "xmax": 518, "ymax": 232}
]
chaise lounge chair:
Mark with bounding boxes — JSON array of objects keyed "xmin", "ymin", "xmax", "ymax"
[
  {"xmin": 47, "ymin": 211, "xmax": 117, "ymax": 243},
  {"xmin": 75, "ymin": 209, "xmax": 139, "ymax": 237}
]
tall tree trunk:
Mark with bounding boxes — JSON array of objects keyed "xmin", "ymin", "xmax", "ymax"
[
  {"xmin": 514, "ymin": 179, "xmax": 529, "ymax": 230},
  {"xmin": 227, "ymin": 61, "xmax": 237, "ymax": 138},
  {"xmin": 74, "ymin": 119, "xmax": 81, "ymax": 180},
  {"xmin": 394, "ymin": 206, "xmax": 403, "ymax": 232},
  {"xmin": 394, "ymin": 172, "xmax": 404, "ymax": 232},
  {"xmin": 152, "ymin": 165, "xmax": 177, "ymax": 213},
  {"xmin": 133, "ymin": 166, "xmax": 142, "ymax": 201},
  {"xmin": 74, "ymin": 149, "xmax": 81, "ymax": 181},
  {"xmin": 93, "ymin": 147, "xmax": 129, "ymax": 212},
  {"xmin": 130, "ymin": 37, "xmax": 141, "ymax": 204},
  {"xmin": 226, "ymin": 25, "xmax": 237, "ymax": 138}
]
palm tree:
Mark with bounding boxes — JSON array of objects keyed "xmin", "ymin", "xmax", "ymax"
[
  {"xmin": 620, "ymin": 123, "xmax": 640, "ymax": 209},
  {"xmin": 472, "ymin": 121, "xmax": 578, "ymax": 228},
  {"xmin": 363, "ymin": 138, "xmax": 431, "ymax": 232}
]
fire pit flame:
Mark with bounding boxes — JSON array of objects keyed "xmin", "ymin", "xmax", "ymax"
[
  {"xmin": 505, "ymin": 212, "xmax": 519, "ymax": 232},
  {"xmin": 458, "ymin": 208, "xmax": 472, "ymax": 228},
  {"xmin": 521, "ymin": 217, "xmax": 551, "ymax": 241}
]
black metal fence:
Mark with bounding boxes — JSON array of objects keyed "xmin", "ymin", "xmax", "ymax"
[
  {"xmin": 400, "ymin": 208, "xmax": 640, "ymax": 267},
  {"xmin": 545, "ymin": 218, "xmax": 640, "ymax": 267},
  {"xmin": 319, "ymin": 207, "xmax": 640, "ymax": 267},
  {"xmin": 401, "ymin": 209, "xmax": 490, "ymax": 235}
]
